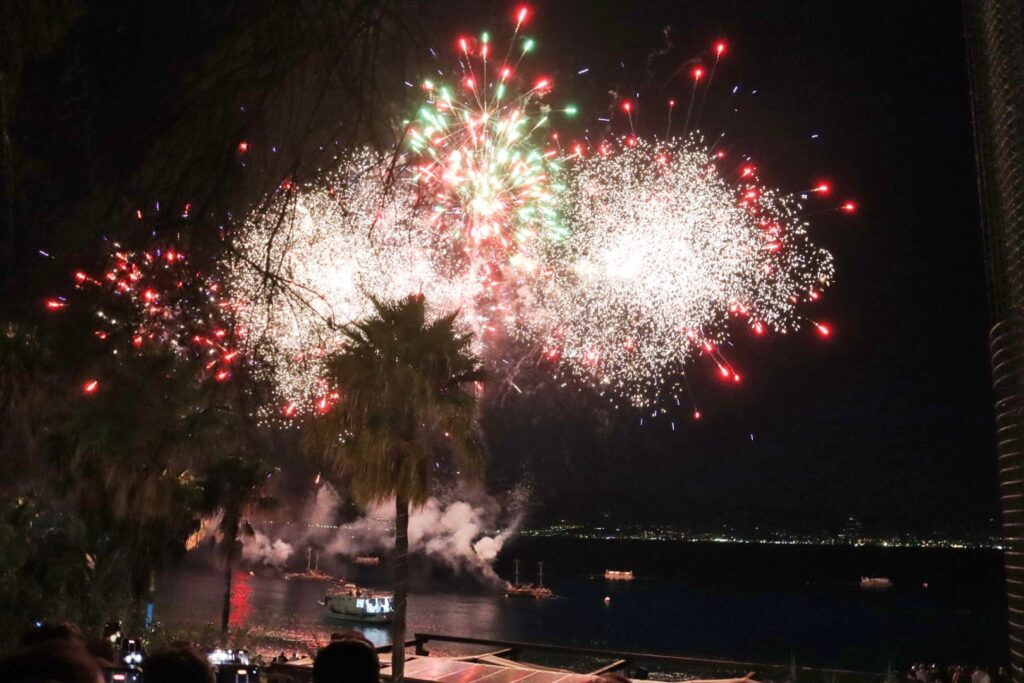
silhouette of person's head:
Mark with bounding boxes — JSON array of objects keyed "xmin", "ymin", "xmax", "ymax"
[
  {"xmin": 84, "ymin": 638, "xmax": 116, "ymax": 667},
  {"xmin": 0, "ymin": 640, "xmax": 102, "ymax": 683},
  {"xmin": 18, "ymin": 622, "xmax": 84, "ymax": 649},
  {"xmin": 314, "ymin": 631, "xmax": 379, "ymax": 683},
  {"xmin": 144, "ymin": 645, "xmax": 215, "ymax": 683}
]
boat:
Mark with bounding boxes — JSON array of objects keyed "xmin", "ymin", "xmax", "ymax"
[
  {"xmin": 284, "ymin": 549, "xmax": 339, "ymax": 583},
  {"xmin": 859, "ymin": 576, "xmax": 893, "ymax": 589},
  {"xmin": 285, "ymin": 568, "xmax": 338, "ymax": 582},
  {"xmin": 320, "ymin": 582, "xmax": 395, "ymax": 623},
  {"xmin": 604, "ymin": 570, "xmax": 634, "ymax": 581},
  {"xmin": 505, "ymin": 560, "xmax": 554, "ymax": 599},
  {"xmin": 355, "ymin": 555, "xmax": 380, "ymax": 565}
]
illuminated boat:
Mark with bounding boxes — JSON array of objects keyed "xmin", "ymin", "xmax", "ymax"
[
  {"xmin": 321, "ymin": 583, "xmax": 395, "ymax": 623},
  {"xmin": 859, "ymin": 576, "xmax": 893, "ymax": 589},
  {"xmin": 504, "ymin": 583, "xmax": 553, "ymax": 599},
  {"xmin": 504, "ymin": 560, "xmax": 554, "ymax": 599},
  {"xmin": 603, "ymin": 570, "xmax": 634, "ymax": 581},
  {"xmin": 355, "ymin": 555, "xmax": 380, "ymax": 565}
]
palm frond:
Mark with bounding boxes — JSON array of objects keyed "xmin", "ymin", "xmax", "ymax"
[{"xmin": 306, "ymin": 295, "xmax": 485, "ymax": 508}]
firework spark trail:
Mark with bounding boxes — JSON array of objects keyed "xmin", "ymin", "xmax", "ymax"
[
  {"xmin": 521, "ymin": 137, "xmax": 834, "ymax": 408},
  {"xmin": 60, "ymin": 244, "xmax": 240, "ymax": 390},
  {"xmin": 408, "ymin": 23, "xmax": 572, "ymax": 277}
]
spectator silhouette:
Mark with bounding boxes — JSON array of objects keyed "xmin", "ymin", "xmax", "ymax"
[
  {"xmin": 18, "ymin": 622, "xmax": 84, "ymax": 649},
  {"xmin": 313, "ymin": 630, "xmax": 379, "ymax": 683},
  {"xmin": 144, "ymin": 644, "xmax": 215, "ymax": 683},
  {"xmin": 85, "ymin": 638, "xmax": 116, "ymax": 667},
  {"xmin": 0, "ymin": 639, "xmax": 103, "ymax": 683}
]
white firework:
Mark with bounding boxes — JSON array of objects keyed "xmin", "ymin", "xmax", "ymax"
[
  {"xmin": 522, "ymin": 137, "xmax": 834, "ymax": 406},
  {"xmin": 228, "ymin": 149, "xmax": 477, "ymax": 410}
]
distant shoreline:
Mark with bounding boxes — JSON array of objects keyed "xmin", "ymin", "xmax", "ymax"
[{"xmin": 518, "ymin": 529, "xmax": 1005, "ymax": 551}]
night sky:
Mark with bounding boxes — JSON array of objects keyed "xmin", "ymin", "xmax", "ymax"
[
  {"xmin": 475, "ymin": 1, "xmax": 998, "ymax": 535},
  {"xmin": 7, "ymin": 2, "xmax": 998, "ymax": 536}
]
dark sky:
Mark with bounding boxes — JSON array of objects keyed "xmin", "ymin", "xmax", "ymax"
[
  {"xmin": 474, "ymin": 1, "xmax": 998, "ymax": 536},
  {"xmin": 9, "ymin": 2, "xmax": 997, "ymax": 536}
]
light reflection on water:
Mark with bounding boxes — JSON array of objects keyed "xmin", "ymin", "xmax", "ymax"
[
  {"xmin": 228, "ymin": 572, "xmax": 253, "ymax": 629},
  {"xmin": 154, "ymin": 568, "xmax": 509, "ymax": 650},
  {"xmin": 153, "ymin": 538, "xmax": 1007, "ymax": 673}
]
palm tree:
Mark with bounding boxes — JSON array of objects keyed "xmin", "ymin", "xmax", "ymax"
[
  {"xmin": 57, "ymin": 352, "xmax": 221, "ymax": 522},
  {"xmin": 198, "ymin": 455, "xmax": 278, "ymax": 634},
  {"xmin": 0, "ymin": 324, "xmax": 52, "ymax": 490},
  {"xmin": 311, "ymin": 294, "xmax": 485, "ymax": 682},
  {"xmin": 52, "ymin": 351, "xmax": 222, "ymax": 617}
]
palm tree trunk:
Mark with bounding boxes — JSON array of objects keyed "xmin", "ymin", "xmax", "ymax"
[
  {"xmin": 221, "ymin": 557, "xmax": 233, "ymax": 634},
  {"xmin": 391, "ymin": 494, "xmax": 409, "ymax": 682}
]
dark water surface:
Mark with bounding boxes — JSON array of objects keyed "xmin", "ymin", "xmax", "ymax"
[{"xmin": 154, "ymin": 537, "xmax": 1008, "ymax": 672}]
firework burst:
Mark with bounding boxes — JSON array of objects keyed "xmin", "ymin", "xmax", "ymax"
[
  {"xmin": 58, "ymin": 8, "xmax": 849, "ymax": 424},
  {"xmin": 228, "ymin": 149, "xmax": 477, "ymax": 413},
  {"xmin": 407, "ymin": 16, "xmax": 572, "ymax": 274},
  {"xmin": 59, "ymin": 244, "xmax": 239, "ymax": 385},
  {"xmin": 220, "ymin": 22, "xmax": 846, "ymax": 419},
  {"xmin": 522, "ymin": 137, "xmax": 834, "ymax": 409}
]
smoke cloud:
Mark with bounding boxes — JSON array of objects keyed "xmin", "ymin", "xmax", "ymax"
[
  {"xmin": 200, "ymin": 483, "xmax": 527, "ymax": 583},
  {"xmin": 304, "ymin": 484, "xmax": 525, "ymax": 584},
  {"xmin": 241, "ymin": 530, "xmax": 294, "ymax": 569}
]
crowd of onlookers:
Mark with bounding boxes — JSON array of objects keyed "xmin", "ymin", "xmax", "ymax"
[
  {"xmin": 0, "ymin": 621, "xmax": 383, "ymax": 683},
  {"xmin": 0, "ymin": 624, "xmax": 1011, "ymax": 683},
  {"xmin": 907, "ymin": 663, "xmax": 1009, "ymax": 683},
  {"xmin": 0, "ymin": 623, "xmax": 642, "ymax": 683}
]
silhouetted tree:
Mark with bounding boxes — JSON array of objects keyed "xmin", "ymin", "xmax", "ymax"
[
  {"xmin": 309, "ymin": 295, "xmax": 485, "ymax": 681},
  {"xmin": 199, "ymin": 455, "xmax": 278, "ymax": 634}
]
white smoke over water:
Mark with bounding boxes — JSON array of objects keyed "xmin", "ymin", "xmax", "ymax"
[
  {"xmin": 196, "ymin": 483, "xmax": 527, "ymax": 582},
  {"xmin": 410, "ymin": 497, "xmax": 523, "ymax": 582},
  {"xmin": 241, "ymin": 530, "xmax": 294, "ymax": 569},
  {"xmin": 273, "ymin": 484, "xmax": 525, "ymax": 583},
  {"xmin": 184, "ymin": 513, "xmax": 296, "ymax": 569}
]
